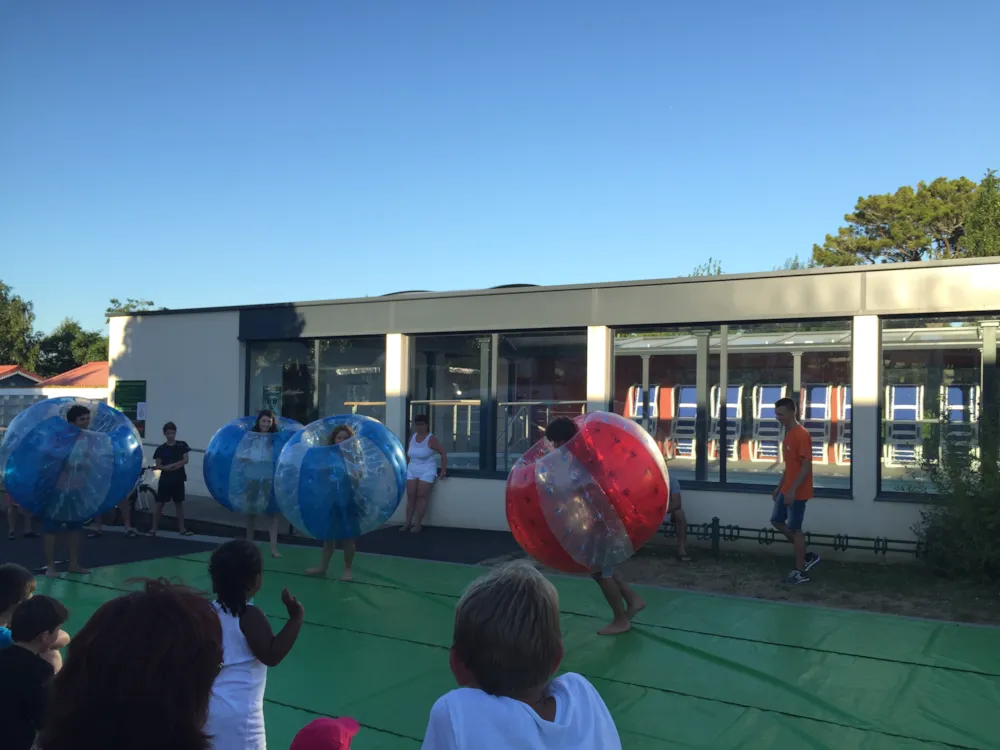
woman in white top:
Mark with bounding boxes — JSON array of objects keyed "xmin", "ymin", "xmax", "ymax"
[
  {"xmin": 401, "ymin": 413, "xmax": 447, "ymax": 533},
  {"xmin": 205, "ymin": 539, "xmax": 305, "ymax": 750}
]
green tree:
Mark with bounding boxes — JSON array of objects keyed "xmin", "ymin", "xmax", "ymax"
[
  {"xmin": 690, "ymin": 257, "xmax": 723, "ymax": 276},
  {"xmin": 775, "ymin": 255, "xmax": 816, "ymax": 271},
  {"xmin": 0, "ymin": 280, "xmax": 40, "ymax": 371},
  {"xmin": 37, "ymin": 318, "xmax": 107, "ymax": 377},
  {"xmin": 106, "ymin": 297, "xmax": 156, "ymax": 322},
  {"xmin": 812, "ymin": 177, "xmax": 978, "ymax": 266},
  {"xmin": 964, "ymin": 169, "xmax": 1000, "ymax": 258}
]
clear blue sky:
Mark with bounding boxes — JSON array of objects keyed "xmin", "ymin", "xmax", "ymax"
[{"xmin": 2, "ymin": 1, "xmax": 997, "ymax": 333}]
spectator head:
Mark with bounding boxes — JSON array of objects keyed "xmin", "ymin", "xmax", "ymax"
[
  {"xmin": 450, "ymin": 560, "xmax": 563, "ymax": 698},
  {"xmin": 290, "ymin": 718, "xmax": 360, "ymax": 750},
  {"xmin": 774, "ymin": 397, "xmax": 798, "ymax": 427},
  {"xmin": 329, "ymin": 424, "xmax": 355, "ymax": 446},
  {"xmin": 253, "ymin": 409, "xmax": 278, "ymax": 433},
  {"xmin": 412, "ymin": 413, "xmax": 429, "ymax": 433},
  {"xmin": 10, "ymin": 595, "xmax": 68, "ymax": 649},
  {"xmin": 66, "ymin": 404, "xmax": 91, "ymax": 429},
  {"xmin": 0, "ymin": 562, "xmax": 36, "ymax": 625},
  {"xmin": 544, "ymin": 417, "xmax": 578, "ymax": 449},
  {"xmin": 209, "ymin": 539, "xmax": 263, "ymax": 618},
  {"xmin": 163, "ymin": 422, "xmax": 177, "ymax": 439},
  {"xmin": 36, "ymin": 580, "xmax": 223, "ymax": 750}
]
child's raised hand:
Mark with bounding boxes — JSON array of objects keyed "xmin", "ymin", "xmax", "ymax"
[{"xmin": 281, "ymin": 588, "xmax": 304, "ymax": 620}]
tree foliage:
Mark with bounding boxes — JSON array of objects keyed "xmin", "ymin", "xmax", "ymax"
[
  {"xmin": 812, "ymin": 177, "xmax": 979, "ymax": 266},
  {"xmin": 37, "ymin": 318, "xmax": 108, "ymax": 377},
  {"xmin": 0, "ymin": 280, "xmax": 40, "ymax": 371},
  {"xmin": 106, "ymin": 297, "xmax": 157, "ymax": 322},
  {"xmin": 964, "ymin": 169, "xmax": 1000, "ymax": 258},
  {"xmin": 690, "ymin": 257, "xmax": 723, "ymax": 277},
  {"xmin": 775, "ymin": 255, "xmax": 816, "ymax": 271}
]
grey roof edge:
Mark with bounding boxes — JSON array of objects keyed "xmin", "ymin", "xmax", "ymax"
[{"xmin": 107, "ymin": 256, "xmax": 1000, "ymax": 318}]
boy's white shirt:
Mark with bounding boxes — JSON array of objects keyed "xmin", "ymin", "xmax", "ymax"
[{"xmin": 422, "ymin": 673, "xmax": 622, "ymax": 750}]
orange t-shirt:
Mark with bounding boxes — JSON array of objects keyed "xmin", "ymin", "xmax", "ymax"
[{"xmin": 780, "ymin": 424, "xmax": 813, "ymax": 501}]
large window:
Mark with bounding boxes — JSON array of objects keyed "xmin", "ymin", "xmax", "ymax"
[
  {"xmin": 248, "ymin": 338, "xmax": 385, "ymax": 426},
  {"xmin": 614, "ymin": 322, "xmax": 852, "ymax": 491},
  {"xmin": 880, "ymin": 316, "xmax": 998, "ymax": 493},
  {"xmin": 497, "ymin": 331, "xmax": 587, "ymax": 471},
  {"xmin": 410, "ymin": 335, "xmax": 491, "ymax": 471}
]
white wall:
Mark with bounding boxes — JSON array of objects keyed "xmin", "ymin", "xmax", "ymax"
[{"xmin": 109, "ymin": 311, "xmax": 243, "ymax": 495}]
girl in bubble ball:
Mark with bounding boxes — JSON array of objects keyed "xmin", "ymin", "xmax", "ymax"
[
  {"xmin": 305, "ymin": 424, "xmax": 359, "ymax": 581},
  {"xmin": 244, "ymin": 410, "xmax": 283, "ymax": 559}
]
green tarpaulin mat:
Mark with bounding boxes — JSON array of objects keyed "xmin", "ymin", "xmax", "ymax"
[{"xmin": 36, "ymin": 547, "xmax": 1000, "ymax": 749}]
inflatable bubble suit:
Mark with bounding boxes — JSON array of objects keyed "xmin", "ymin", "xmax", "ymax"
[
  {"xmin": 203, "ymin": 416, "xmax": 304, "ymax": 514},
  {"xmin": 506, "ymin": 411, "xmax": 670, "ymax": 574},
  {"xmin": 0, "ymin": 397, "xmax": 143, "ymax": 524},
  {"xmin": 274, "ymin": 415, "xmax": 406, "ymax": 541}
]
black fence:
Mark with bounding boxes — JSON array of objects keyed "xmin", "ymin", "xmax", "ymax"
[{"xmin": 661, "ymin": 518, "xmax": 922, "ymax": 558}]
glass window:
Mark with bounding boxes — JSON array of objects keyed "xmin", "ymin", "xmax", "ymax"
[
  {"xmin": 248, "ymin": 341, "xmax": 316, "ymax": 425},
  {"xmin": 614, "ymin": 321, "xmax": 852, "ymax": 490},
  {"xmin": 880, "ymin": 316, "xmax": 998, "ymax": 493},
  {"xmin": 317, "ymin": 337, "xmax": 386, "ymax": 422},
  {"xmin": 411, "ymin": 334, "xmax": 491, "ymax": 471},
  {"xmin": 497, "ymin": 330, "xmax": 587, "ymax": 472}
]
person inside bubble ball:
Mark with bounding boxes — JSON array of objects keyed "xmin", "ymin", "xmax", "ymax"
[
  {"xmin": 401, "ymin": 413, "xmax": 447, "ymax": 533},
  {"xmin": 42, "ymin": 405, "xmax": 93, "ymax": 577},
  {"xmin": 244, "ymin": 410, "xmax": 283, "ymax": 558},
  {"xmin": 305, "ymin": 424, "xmax": 359, "ymax": 581},
  {"xmin": 544, "ymin": 417, "xmax": 646, "ymax": 636}
]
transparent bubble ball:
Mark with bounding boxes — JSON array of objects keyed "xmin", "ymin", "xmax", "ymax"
[
  {"xmin": 274, "ymin": 415, "xmax": 406, "ymax": 541},
  {"xmin": 0, "ymin": 398, "xmax": 143, "ymax": 523},
  {"xmin": 203, "ymin": 416, "xmax": 304, "ymax": 514}
]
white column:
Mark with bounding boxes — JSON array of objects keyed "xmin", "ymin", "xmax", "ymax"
[
  {"xmin": 586, "ymin": 325, "xmax": 612, "ymax": 413},
  {"xmin": 851, "ymin": 316, "xmax": 880, "ymax": 503},
  {"xmin": 385, "ymin": 333, "xmax": 410, "ymax": 440}
]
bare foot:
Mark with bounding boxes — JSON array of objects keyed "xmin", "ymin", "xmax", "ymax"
[
  {"xmin": 399, "ymin": 524, "xmax": 410, "ymax": 532},
  {"xmin": 67, "ymin": 566, "xmax": 91, "ymax": 575},
  {"xmin": 340, "ymin": 569, "xmax": 353, "ymax": 582},
  {"xmin": 45, "ymin": 567, "xmax": 59, "ymax": 578},
  {"xmin": 597, "ymin": 618, "xmax": 632, "ymax": 636},
  {"xmin": 626, "ymin": 597, "xmax": 647, "ymax": 620},
  {"xmin": 305, "ymin": 567, "xmax": 327, "ymax": 577},
  {"xmin": 271, "ymin": 549, "xmax": 282, "ymax": 559},
  {"xmin": 411, "ymin": 525, "xmax": 422, "ymax": 533}
]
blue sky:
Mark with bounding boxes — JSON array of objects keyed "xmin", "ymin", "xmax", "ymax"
[{"xmin": 2, "ymin": 1, "xmax": 997, "ymax": 333}]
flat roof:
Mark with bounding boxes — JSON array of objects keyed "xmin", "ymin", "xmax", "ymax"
[{"xmin": 108, "ymin": 256, "xmax": 1000, "ymax": 319}]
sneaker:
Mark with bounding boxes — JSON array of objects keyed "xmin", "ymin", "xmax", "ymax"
[
  {"xmin": 784, "ymin": 569, "xmax": 810, "ymax": 585},
  {"xmin": 804, "ymin": 552, "xmax": 821, "ymax": 571}
]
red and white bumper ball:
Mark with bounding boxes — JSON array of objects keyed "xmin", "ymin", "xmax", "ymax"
[{"xmin": 506, "ymin": 412, "xmax": 670, "ymax": 574}]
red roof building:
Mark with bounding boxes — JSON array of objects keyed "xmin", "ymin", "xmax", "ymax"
[
  {"xmin": 0, "ymin": 365, "xmax": 44, "ymax": 387},
  {"xmin": 39, "ymin": 361, "xmax": 109, "ymax": 388}
]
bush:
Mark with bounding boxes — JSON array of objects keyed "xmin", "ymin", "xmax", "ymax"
[{"xmin": 913, "ymin": 420, "xmax": 1000, "ymax": 580}]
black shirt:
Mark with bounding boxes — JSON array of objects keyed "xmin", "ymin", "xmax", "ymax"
[
  {"xmin": 0, "ymin": 645, "xmax": 55, "ymax": 750},
  {"xmin": 154, "ymin": 441, "xmax": 190, "ymax": 483}
]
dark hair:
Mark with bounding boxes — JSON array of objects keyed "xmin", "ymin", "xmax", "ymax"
[
  {"xmin": 413, "ymin": 413, "xmax": 429, "ymax": 425},
  {"xmin": 774, "ymin": 397, "xmax": 796, "ymax": 413},
  {"xmin": 328, "ymin": 424, "xmax": 355, "ymax": 445},
  {"xmin": 66, "ymin": 405, "xmax": 91, "ymax": 424},
  {"xmin": 544, "ymin": 417, "xmax": 578, "ymax": 445},
  {"xmin": 0, "ymin": 562, "xmax": 36, "ymax": 614},
  {"xmin": 37, "ymin": 580, "xmax": 222, "ymax": 750},
  {"xmin": 11, "ymin": 595, "xmax": 68, "ymax": 642},
  {"xmin": 210, "ymin": 540, "xmax": 262, "ymax": 617},
  {"xmin": 163, "ymin": 422, "xmax": 177, "ymax": 433},
  {"xmin": 252, "ymin": 409, "xmax": 279, "ymax": 433}
]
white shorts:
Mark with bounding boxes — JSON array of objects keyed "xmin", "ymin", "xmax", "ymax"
[{"xmin": 406, "ymin": 463, "xmax": 438, "ymax": 483}]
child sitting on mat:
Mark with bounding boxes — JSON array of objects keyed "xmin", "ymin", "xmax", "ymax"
[
  {"xmin": 205, "ymin": 540, "xmax": 305, "ymax": 750},
  {"xmin": 421, "ymin": 560, "xmax": 622, "ymax": 749}
]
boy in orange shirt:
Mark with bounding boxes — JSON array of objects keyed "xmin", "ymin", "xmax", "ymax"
[{"xmin": 771, "ymin": 398, "xmax": 820, "ymax": 584}]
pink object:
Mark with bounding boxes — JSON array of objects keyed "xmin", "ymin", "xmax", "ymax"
[{"xmin": 290, "ymin": 717, "xmax": 360, "ymax": 750}]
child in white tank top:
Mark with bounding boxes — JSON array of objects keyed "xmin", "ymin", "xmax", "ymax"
[{"xmin": 205, "ymin": 540, "xmax": 305, "ymax": 750}]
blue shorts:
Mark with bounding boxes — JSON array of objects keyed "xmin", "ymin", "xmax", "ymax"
[
  {"xmin": 42, "ymin": 519, "xmax": 85, "ymax": 534},
  {"xmin": 592, "ymin": 568, "xmax": 615, "ymax": 581},
  {"xmin": 771, "ymin": 495, "xmax": 807, "ymax": 531}
]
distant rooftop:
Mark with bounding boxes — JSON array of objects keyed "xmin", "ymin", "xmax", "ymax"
[
  {"xmin": 40, "ymin": 361, "xmax": 109, "ymax": 388},
  {"xmin": 0, "ymin": 365, "xmax": 43, "ymax": 383}
]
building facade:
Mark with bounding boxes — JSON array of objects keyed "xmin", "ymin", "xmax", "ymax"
[{"xmin": 108, "ymin": 259, "xmax": 1000, "ymax": 541}]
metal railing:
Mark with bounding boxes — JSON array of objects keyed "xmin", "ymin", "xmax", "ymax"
[
  {"xmin": 498, "ymin": 400, "xmax": 587, "ymax": 470},
  {"xmin": 660, "ymin": 517, "xmax": 922, "ymax": 558}
]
